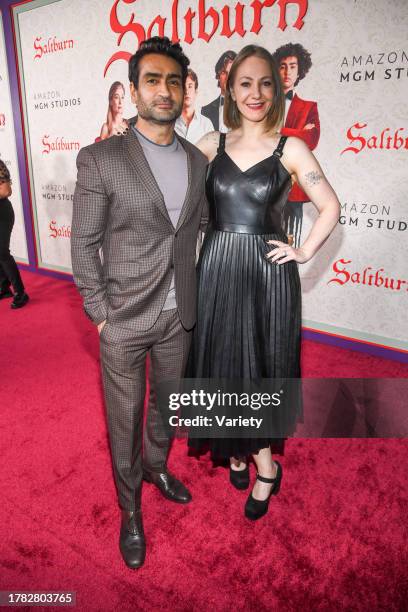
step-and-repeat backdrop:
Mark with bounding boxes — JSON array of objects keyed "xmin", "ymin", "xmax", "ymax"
[
  {"xmin": 11, "ymin": 0, "xmax": 407, "ymax": 352},
  {"xmin": 0, "ymin": 10, "xmax": 28, "ymax": 263}
]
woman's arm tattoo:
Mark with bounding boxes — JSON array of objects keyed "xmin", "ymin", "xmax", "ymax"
[{"xmin": 304, "ymin": 171, "xmax": 323, "ymax": 186}]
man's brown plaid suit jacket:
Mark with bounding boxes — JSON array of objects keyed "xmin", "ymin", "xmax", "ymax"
[{"xmin": 71, "ymin": 128, "xmax": 208, "ymax": 331}]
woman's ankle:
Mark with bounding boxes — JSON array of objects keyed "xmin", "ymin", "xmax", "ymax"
[
  {"xmin": 230, "ymin": 458, "xmax": 247, "ymax": 471},
  {"xmin": 257, "ymin": 460, "xmax": 277, "ymax": 479}
]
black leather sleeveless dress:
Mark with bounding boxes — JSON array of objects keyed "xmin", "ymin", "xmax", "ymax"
[{"xmin": 187, "ymin": 133, "xmax": 301, "ymax": 459}]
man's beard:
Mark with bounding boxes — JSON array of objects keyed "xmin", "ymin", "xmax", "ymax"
[{"xmin": 137, "ymin": 97, "xmax": 182, "ymax": 125}]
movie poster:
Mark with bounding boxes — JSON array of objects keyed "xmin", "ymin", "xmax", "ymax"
[
  {"xmin": 0, "ymin": 10, "xmax": 28, "ymax": 263},
  {"xmin": 12, "ymin": 0, "xmax": 408, "ymax": 352}
]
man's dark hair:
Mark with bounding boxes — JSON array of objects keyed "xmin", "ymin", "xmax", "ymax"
[
  {"xmin": 272, "ymin": 43, "xmax": 312, "ymax": 85},
  {"xmin": 214, "ymin": 50, "xmax": 237, "ymax": 80},
  {"xmin": 128, "ymin": 36, "xmax": 190, "ymax": 88},
  {"xmin": 187, "ymin": 68, "xmax": 198, "ymax": 89}
]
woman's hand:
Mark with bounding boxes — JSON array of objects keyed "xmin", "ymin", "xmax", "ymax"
[
  {"xmin": 266, "ymin": 240, "xmax": 310, "ymax": 264},
  {"xmin": 195, "ymin": 131, "xmax": 220, "ymax": 162}
]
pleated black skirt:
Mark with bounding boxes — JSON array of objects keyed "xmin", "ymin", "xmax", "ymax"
[{"xmin": 187, "ymin": 228, "xmax": 302, "ymax": 459}]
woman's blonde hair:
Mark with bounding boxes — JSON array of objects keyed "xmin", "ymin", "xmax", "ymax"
[{"xmin": 224, "ymin": 45, "xmax": 284, "ymax": 132}]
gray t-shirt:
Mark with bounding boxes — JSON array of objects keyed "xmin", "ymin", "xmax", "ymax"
[{"xmin": 134, "ymin": 126, "xmax": 188, "ymax": 311}]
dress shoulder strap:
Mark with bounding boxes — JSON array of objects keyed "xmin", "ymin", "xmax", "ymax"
[
  {"xmin": 217, "ymin": 132, "xmax": 226, "ymax": 154},
  {"xmin": 273, "ymin": 135, "xmax": 288, "ymax": 158}
]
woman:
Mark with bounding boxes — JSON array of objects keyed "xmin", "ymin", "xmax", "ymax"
[
  {"xmin": 99, "ymin": 81, "xmax": 129, "ymax": 140},
  {"xmin": 0, "ymin": 160, "xmax": 29, "ymax": 309},
  {"xmin": 187, "ymin": 45, "xmax": 340, "ymax": 520}
]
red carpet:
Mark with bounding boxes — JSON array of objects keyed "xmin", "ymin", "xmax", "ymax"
[{"xmin": 1, "ymin": 270, "xmax": 407, "ymax": 611}]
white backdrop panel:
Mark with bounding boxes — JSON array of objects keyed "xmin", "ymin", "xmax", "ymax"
[{"xmin": 0, "ymin": 10, "xmax": 28, "ymax": 263}]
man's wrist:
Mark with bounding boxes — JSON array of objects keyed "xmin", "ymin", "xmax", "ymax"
[{"xmin": 84, "ymin": 303, "xmax": 108, "ymax": 325}]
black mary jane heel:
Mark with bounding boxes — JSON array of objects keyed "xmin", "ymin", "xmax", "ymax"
[
  {"xmin": 244, "ymin": 461, "xmax": 282, "ymax": 520},
  {"xmin": 229, "ymin": 463, "xmax": 250, "ymax": 490}
]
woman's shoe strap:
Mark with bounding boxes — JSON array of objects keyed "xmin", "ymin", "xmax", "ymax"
[{"xmin": 256, "ymin": 474, "xmax": 276, "ymax": 484}]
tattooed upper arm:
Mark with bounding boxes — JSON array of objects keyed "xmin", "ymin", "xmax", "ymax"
[
  {"xmin": 283, "ymin": 137, "xmax": 339, "ymax": 217},
  {"xmin": 304, "ymin": 170, "xmax": 323, "ymax": 187}
]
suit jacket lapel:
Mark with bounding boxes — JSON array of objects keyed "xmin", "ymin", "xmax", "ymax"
[
  {"xmin": 175, "ymin": 134, "xmax": 194, "ymax": 231},
  {"xmin": 124, "ymin": 127, "xmax": 198, "ymax": 232},
  {"xmin": 123, "ymin": 128, "xmax": 172, "ymax": 225}
]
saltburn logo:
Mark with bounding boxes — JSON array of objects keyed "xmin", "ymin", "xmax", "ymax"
[
  {"xmin": 341, "ymin": 123, "xmax": 408, "ymax": 154},
  {"xmin": 34, "ymin": 36, "xmax": 74, "ymax": 60},
  {"xmin": 328, "ymin": 258, "xmax": 407, "ymax": 292},
  {"xmin": 105, "ymin": 0, "xmax": 309, "ymax": 75},
  {"xmin": 42, "ymin": 135, "xmax": 80, "ymax": 155},
  {"xmin": 49, "ymin": 220, "xmax": 71, "ymax": 239}
]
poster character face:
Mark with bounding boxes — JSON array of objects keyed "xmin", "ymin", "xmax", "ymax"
[
  {"xmin": 279, "ymin": 55, "xmax": 299, "ymax": 92},
  {"xmin": 218, "ymin": 59, "xmax": 234, "ymax": 95},
  {"xmin": 130, "ymin": 53, "xmax": 184, "ymax": 124},
  {"xmin": 0, "ymin": 180, "xmax": 12, "ymax": 199},
  {"xmin": 183, "ymin": 76, "xmax": 197, "ymax": 111},
  {"xmin": 110, "ymin": 86, "xmax": 125, "ymax": 116},
  {"xmin": 230, "ymin": 56, "xmax": 274, "ymax": 123}
]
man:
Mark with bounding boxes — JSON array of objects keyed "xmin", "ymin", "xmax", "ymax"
[
  {"xmin": 273, "ymin": 43, "xmax": 320, "ymax": 247},
  {"xmin": 175, "ymin": 68, "xmax": 214, "ymax": 144},
  {"xmin": 71, "ymin": 37, "xmax": 208, "ymax": 570},
  {"xmin": 201, "ymin": 49, "xmax": 236, "ymax": 132},
  {"xmin": 0, "ymin": 160, "xmax": 29, "ymax": 309}
]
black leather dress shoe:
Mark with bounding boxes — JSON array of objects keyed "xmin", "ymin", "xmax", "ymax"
[
  {"xmin": 11, "ymin": 292, "xmax": 29, "ymax": 309},
  {"xmin": 0, "ymin": 288, "xmax": 13, "ymax": 300},
  {"xmin": 119, "ymin": 510, "xmax": 146, "ymax": 569},
  {"xmin": 143, "ymin": 470, "xmax": 192, "ymax": 504}
]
